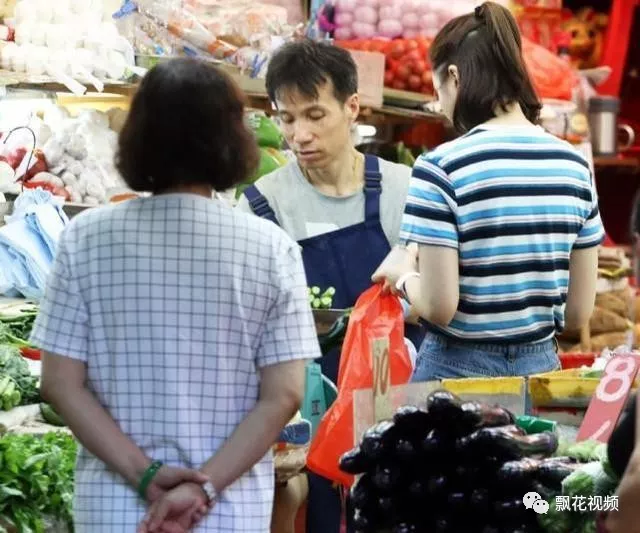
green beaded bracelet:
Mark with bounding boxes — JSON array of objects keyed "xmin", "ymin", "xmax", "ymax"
[{"xmin": 138, "ymin": 460, "xmax": 163, "ymax": 499}]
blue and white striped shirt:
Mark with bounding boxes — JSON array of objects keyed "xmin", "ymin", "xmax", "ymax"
[{"xmin": 400, "ymin": 125, "xmax": 605, "ymax": 343}]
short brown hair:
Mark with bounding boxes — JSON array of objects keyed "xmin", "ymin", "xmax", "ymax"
[
  {"xmin": 116, "ymin": 58, "xmax": 258, "ymax": 193},
  {"xmin": 430, "ymin": 1, "xmax": 541, "ymax": 133}
]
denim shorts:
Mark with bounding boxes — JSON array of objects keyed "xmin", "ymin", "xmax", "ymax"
[{"xmin": 412, "ymin": 331, "xmax": 561, "ymax": 383}]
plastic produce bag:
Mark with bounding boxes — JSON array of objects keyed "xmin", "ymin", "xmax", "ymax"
[
  {"xmin": 523, "ymin": 37, "xmax": 580, "ymax": 101},
  {"xmin": 306, "ymin": 284, "xmax": 413, "ymax": 487}
]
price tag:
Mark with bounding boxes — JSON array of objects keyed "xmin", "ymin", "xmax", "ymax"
[
  {"xmin": 576, "ymin": 354, "xmax": 639, "ymax": 443},
  {"xmin": 371, "ymin": 337, "xmax": 392, "ymax": 422}
]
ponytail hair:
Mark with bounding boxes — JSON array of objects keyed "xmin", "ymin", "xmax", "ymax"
[{"xmin": 430, "ymin": 1, "xmax": 541, "ymax": 133}]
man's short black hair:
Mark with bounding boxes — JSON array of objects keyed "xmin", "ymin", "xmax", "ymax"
[
  {"xmin": 265, "ymin": 40, "xmax": 358, "ymax": 104},
  {"xmin": 116, "ymin": 58, "xmax": 258, "ymax": 194}
]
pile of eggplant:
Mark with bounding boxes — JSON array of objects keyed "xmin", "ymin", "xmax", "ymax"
[{"xmin": 339, "ymin": 390, "xmax": 576, "ymax": 533}]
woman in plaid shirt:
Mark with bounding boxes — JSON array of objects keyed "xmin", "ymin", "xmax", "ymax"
[{"xmin": 31, "ymin": 59, "xmax": 320, "ymax": 533}]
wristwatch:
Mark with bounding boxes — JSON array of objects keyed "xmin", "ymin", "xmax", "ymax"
[
  {"xmin": 395, "ymin": 272, "xmax": 420, "ymax": 302},
  {"xmin": 201, "ymin": 480, "xmax": 218, "ymax": 506}
]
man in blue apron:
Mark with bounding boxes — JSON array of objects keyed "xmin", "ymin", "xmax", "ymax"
[{"xmin": 237, "ymin": 40, "xmax": 424, "ymax": 533}]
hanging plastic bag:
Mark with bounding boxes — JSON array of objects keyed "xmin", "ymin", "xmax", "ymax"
[
  {"xmin": 522, "ymin": 37, "xmax": 580, "ymax": 101},
  {"xmin": 306, "ymin": 284, "xmax": 413, "ymax": 487}
]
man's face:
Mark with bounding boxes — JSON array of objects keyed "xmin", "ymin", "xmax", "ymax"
[{"xmin": 274, "ymin": 81, "xmax": 359, "ymax": 170}]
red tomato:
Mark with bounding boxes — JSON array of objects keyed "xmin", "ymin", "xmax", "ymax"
[
  {"xmin": 387, "ymin": 58, "xmax": 400, "ymax": 72},
  {"xmin": 384, "ymin": 70, "xmax": 395, "ymax": 85},
  {"xmin": 396, "ymin": 64, "xmax": 411, "ymax": 81},
  {"xmin": 371, "ymin": 40, "xmax": 388, "ymax": 54},
  {"xmin": 408, "ymin": 75, "xmax": 422, "ymax": 91},
  {"xmin": 412, "ymin": 60, "xmax": 427, "ymax": 75},
  {"xmin": 421, "ymin": 70, "xmax": 433, "ymax": 85},
  {"xmin": 392, "ymin": 80, "xmax": 407, "ymax": 91},
  {"xmin": 404, "ymin": 49, "xmax": 424, "ymax": 63},
  {"xmin": 390, "ymin": 41, "xmax": 407, "ymax": 59},
  {"xmin": 421, "ymin": 84, "xmax": 434, "ymax": 95},
  {"xmin": 406, "ymin": 39, "xmax": 419, "ymax": 51}
]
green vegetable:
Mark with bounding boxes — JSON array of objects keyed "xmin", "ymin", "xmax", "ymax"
[
  {"xmin": 537, "ymin": 498, "xmax": 575, "ymax": 533},
  {"xmin": 0, "ymin": 344, "xmax": 39, "ymax": 406},
  {"xmin": 560, "ymin": 440, "xmax": 602, "ymax": 463},
  {"xmin": 310, "ymin": 287, "xmax": 321, "ymax": 296},
  {"xmin": 308, "ymin": 286, "xmax": 336, "ymax": 309},
  {"xmin": 317, "ymin": 310, "xmax": 351, "ymax": 356},
  {"xmin": 0, "ymin": 432, "xmax": 76, "ymax": 532},
  {"xmin": 0, "ymin": 312, "xmax": 37, "ymax": 343},
  {"xmin": 580, "ymin": 519, "xmax": 597, "ymax": 533},
  {"xmin": 561, "ymin": 461, "xmax": 617, "ymax": 497},
  {"xmin": 246, "ymin": 112, "xmax": 283, "ymax": 149},
  {"xmin": 40, "ymin": 403, "xmax": 66, "ymax": 427}
]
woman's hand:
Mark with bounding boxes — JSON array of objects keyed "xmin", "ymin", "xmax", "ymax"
[
  {"xmin": 138, "ymin": 482, "xmax": 210, "ymax": 533},
  {"xmin": 145, "ymin": 466, "xmax": 209, "ymax": 503},
  {"xmin": 371, "ymin": 244, "xmax": 419, "ymax": 292}
]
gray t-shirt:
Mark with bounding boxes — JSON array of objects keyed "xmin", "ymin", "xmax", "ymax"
[{"xmin": 236, "ymin": 157, "xmax": 411, "ymax": 245}]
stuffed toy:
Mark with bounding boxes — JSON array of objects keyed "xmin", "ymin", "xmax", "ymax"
[{"xmin": 563, "ymin": 7, "xmax": 609, "ymax": 70}]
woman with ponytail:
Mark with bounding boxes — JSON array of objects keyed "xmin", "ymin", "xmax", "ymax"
[{"xmin": 374, "ymin": 2, "xmax": 604, "ymax": 382}]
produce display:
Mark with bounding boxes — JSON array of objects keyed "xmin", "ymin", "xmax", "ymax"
[
  {"xmin": 0, "ymin": 309, "xmax": 39, "ymax": 410},
  {"xmin": 336, "ymin": 38, "xmax": 434, "ymax": 95},
  {"xmin": 1, "ymin": 0, "xmax": 134, "ymax": 86},
  {"xmin": 539, "ymin": 440, "xmax": 619, "ymax": 533},
  {"xmin": 332, "ymin": 0, "xmax": 476, "ymax": 41},
  {"xmin": 309, "ymin": 286, "xmax": 336, "ymax": 310},
  {"xmin": 0, "ymin": 344, "xmax": 39, "ymax": 410},
  {"xmin": 0, "ymin": 432, "xmax": 76, "ymax": 533},
  {"xmin": 337, "ymin": 389, "xmax": 620, "ymax": 533},
  {"xmin": 0, "ymin": 107, "xmax": 127, "ymax": 204},
  {"xmin": 559, "ymin": 247, "xmax": 634, "ymax": 353}
]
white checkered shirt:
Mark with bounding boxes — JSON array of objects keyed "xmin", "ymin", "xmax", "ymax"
[{"xmin": 30, "ymin": 194, "xmax": 320, "ymax": 533}]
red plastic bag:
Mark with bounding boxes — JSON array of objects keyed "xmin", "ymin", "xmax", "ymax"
[
  {"xmin": 522, "ymin": 37, "xmax": 580, "ymax": 101},
  {"xmin": 306, "ymin": 284, "xmax": 413, "ymax": 487}
]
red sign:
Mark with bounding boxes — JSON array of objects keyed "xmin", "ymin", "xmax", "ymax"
[{"xmin": 577, "ymin": 354, "xmax": 639, "ymax": 443}]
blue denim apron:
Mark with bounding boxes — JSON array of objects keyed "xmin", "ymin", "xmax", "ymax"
[{"xmin": 245, "ymin": 154, "xmax": 424, "ymax": 533}]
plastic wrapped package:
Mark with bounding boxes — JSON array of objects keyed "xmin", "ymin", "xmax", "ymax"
[{"xmin": 522, "ymin": 37, "xmax": 580, "ymax": 101}]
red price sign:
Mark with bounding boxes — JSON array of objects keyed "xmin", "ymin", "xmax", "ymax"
[{"xmin": 576, "ymin": 354, "xmax": 639, "ymax": 443}]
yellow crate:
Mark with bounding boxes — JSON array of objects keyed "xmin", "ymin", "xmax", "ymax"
[
  {"xmin": 528, "ymin": 368, "xmax": 640, "ymax": 408},
  {"xmin": 442, "ymin": 376, "xmax": 525, "ymax": 396}
]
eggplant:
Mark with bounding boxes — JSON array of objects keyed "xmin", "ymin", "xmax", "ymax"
[
  {"xmin": 421, "ymin": 428, "xmax": 453, "ymax": 459},
  {"xmin": 458, "ymin": 426, "xmax": 557, "ymax": 460},
  {"xmin": 536, "ymin": 456, "xmax": 581, "ymax": 489},
  {"xmin": 394, "ymin": 404, "xmax": 432, "ymax": 435},
  {"xmin": 447, "ymin": 491, "xmax": 468, "ymax": 513},
  {"xmin": 349, "ymin": 475, "xmax": 375, "ymax": 508},
  {"xmin": 352, "ymin": 508, "xmax": 374, "ymax": 532},
  {"xmin": 454, "ymin": 464, "xmax": 481, "ymax": 485},
  {"xmin": 496, "ymin": 458, "xmax": 541, "ymax": 486},
  {"xmin": 427, "ymin": 390, "xmax": 464, "ymax": 425},
  {"xmin": 377, "ymin": 495, "xmax": 395, "ymax": 514},
  {"xmin": 470, "ymin": 487, "xmax": 491, "ymax": 514},
  {"xmin": 393, "ymin": 523, "xmax": 418, "ymax": 533},
  {"xmin": 427, "ymin": 474, "xmax": 448, "ymax": 497},
  {"xmin": 460, "ymin": 401, "xmax": 516, "ymax": 430},
  {"xmin": 395, "ymin": 438, "xmax": 418, "ymax": 462},
  {"xmin": 407, "ymin": 478, "xmax": 427, "ymax": 499},
  {"xmin": 372, "ymin": 464, "xmax": 402, "ymax": 492},
  {"xmin": 339, "ymin": 446, "xmax": 372, "ymax": 475},
  {"xmin": 494, "ymin": 499, "xmax": 528, "ymax": 522},
  {"xmin": 433, "ymin": 518, "xmax": 451, "ymax": 533},
  {"xmin": 360, "ymin": 420, "xmax": 396, "ymax": 460}
]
